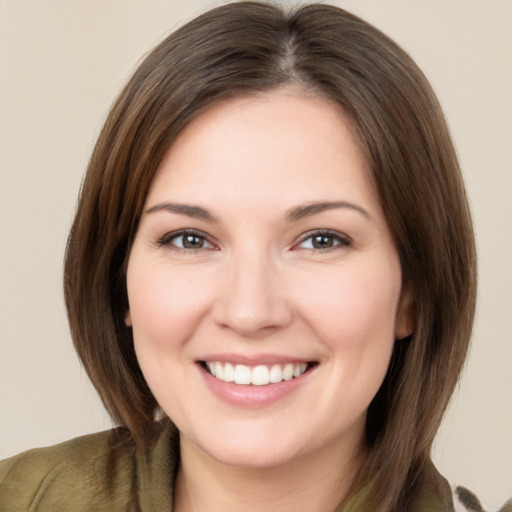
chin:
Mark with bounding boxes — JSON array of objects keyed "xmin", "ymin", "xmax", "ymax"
[
  {"xmin": 209, "ymin": 442, "xmax": 303, "ymax": 469},
  {"xmin": 184, "ymin": 423, "xmax": 313, "ymax": 470}
]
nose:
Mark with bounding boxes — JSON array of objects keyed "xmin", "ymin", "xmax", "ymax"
[{"xmin": 212, "ymin": 250, "xmax": 293, "ymax": 338}]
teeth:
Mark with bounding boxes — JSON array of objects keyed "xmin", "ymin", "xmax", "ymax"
[
  {"xmin": 205, "ymin": 361, "xmax": 310, "ymax": 385},
  {"xmin": 269, "ymin": 364, "xmax": 283, "ymax": 383},
  {"xmin": 223, "ymin": 362, "xmax": 235, "ymax": 382},
  {"xmin": 251, "ymin": 365, "xmax": 269, "ymax": 386},
  {"xmin": 293, "ymin": 363, "xmax": 307, "ymax": 378},
  {"xmin": 214, "ymin": 362, "xmax": 224, "ymax": 380},
  {"xmin": 283, "ymin": 364, "xmax": 294, "ymax": 381},
  {"xmin": 234, "ymin": 364, "xmax": 251, "ymax": 385}
]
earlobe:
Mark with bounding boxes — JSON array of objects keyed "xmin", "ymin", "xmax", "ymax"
[
  {"xmin": 125, "ymin": 310, "xmax": 132, "ymax": 327},
  {"xmin": 395, "ymin": 285, "xmax": 414, "ymax": 340}
]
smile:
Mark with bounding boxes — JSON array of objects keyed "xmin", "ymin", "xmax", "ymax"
[{"xmin": 202, "ymin": 361, "xmax": 312, "ymax": 386}]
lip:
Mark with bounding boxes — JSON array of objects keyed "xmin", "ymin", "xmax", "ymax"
[{"xmin": 196, "ymin": 355, "xmax": 316, "ymax": 408}]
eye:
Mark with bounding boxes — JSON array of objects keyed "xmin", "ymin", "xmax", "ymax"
[
  {"xmin": 157, "ymin": 229, "xmax": 215, "ymax": 251},
  {"xmin": 296, "ymin": 230, "xmax": 351, "ymax": 251}
]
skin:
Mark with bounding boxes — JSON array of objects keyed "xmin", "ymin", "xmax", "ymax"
[{"xmin": 126, "ymin": 89, "xmax": 413, "ymax": 512}]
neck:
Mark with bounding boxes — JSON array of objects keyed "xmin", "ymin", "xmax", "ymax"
[{"xmin": 174, "ymin": 434, "xmax": 366, "ymax": 512}]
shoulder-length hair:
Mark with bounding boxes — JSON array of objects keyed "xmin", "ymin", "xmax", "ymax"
[{"xmin": 64, "ymin": 2, "xmax": 476, "ymax": 510}]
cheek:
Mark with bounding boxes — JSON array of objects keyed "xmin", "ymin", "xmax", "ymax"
[
  {"xmin": 295, "ymin": 265, "xmax": 401, "ymax": 351},
  {"xmin": 127, "ymin": 265, "xmax": 215, "ymax": 353},
  {"xmin": 283, "ymin": 265, "xmax": 401, "ymax": 438},
  {"xmin": 126, "ymin": 265, "xmax": 219, "ymax": 412}
]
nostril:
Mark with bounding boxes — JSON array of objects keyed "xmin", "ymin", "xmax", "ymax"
[{"xmin": 211, "ymin": 293, "xmax": 293, "ymax": 336}]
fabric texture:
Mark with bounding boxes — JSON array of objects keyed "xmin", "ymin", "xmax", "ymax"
[
  {"xmin": 0, "ymin": 420, "xmax": 454, "ymax": 511},
  {"xmin": 0, "ymin": 421, "xmax": 178, "ymax": 512}
]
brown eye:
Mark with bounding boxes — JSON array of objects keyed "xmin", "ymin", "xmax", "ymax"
[
  {"xmin": 181, "ymin": 234, "xmax": 206, "ymax": 249},
  {"xmin": 297, "ymin": 231, "xmax": 351, "ymax": 251},
  {"xmin": 312, "ymin": 234, "xmax": 336, "ymax": 249},
  {"xmin": 158, "ymin": 230, "xmax": 215, "ymax": 250}
]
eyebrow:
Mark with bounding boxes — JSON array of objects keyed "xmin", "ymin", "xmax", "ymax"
[
  {"xmin": 145, "ymin": 200, "xmax": 371, "ymax": 223},
  {"xmin": 145, "ymin": 202, "xmax": 219, "ymax": 222},
  {"xmin": 285, "ymin": 201, "xmax": 371, "ymax": 222}
]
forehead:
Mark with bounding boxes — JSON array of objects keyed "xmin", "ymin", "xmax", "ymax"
[{"xmin": 145, "ymin": 89, "xmax": 377, "ymax": 213}]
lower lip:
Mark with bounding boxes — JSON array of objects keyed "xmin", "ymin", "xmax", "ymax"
[{"xmin": 198, "ymin": 364, "xmax": 314, "ymax": 408}]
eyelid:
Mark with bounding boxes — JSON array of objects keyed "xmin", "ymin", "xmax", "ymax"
[
  {"xmin": 156, "ymin": 228, "xmax": 217, "ymax": 250},
  {"xmin": 293, "ymin": 229, "xmax": 352, "ymax": 250},
  {"xmin": 155, "ymin": 228, "xmax": 350, "ymax": 252}
]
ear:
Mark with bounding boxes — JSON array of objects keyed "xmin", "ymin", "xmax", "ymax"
[
  {"xmin": 395, "ymin": 283, "xmax": 414, "ymax": 340},
  {"xmin": 124, "ymin": 310, "xmax": 132, "ymax": 327}
]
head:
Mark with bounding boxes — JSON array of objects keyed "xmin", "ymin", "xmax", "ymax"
[{"xmin": 64, "ymin": 2, "xmax": 476, "ymax": 509}]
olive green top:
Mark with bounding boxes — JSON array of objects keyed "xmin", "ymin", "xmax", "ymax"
[{"xmin": 0, "ymin": 420, "xmax": 454, "ymax": 511}]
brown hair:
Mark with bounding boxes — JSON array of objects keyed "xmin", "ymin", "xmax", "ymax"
[{"xmin": 64, "ymin": 2, "xmax": 476, "ymax": 510}]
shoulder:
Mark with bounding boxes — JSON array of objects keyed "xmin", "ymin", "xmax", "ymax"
[
  {"xmin": 0, "ymin": 421, "xmax": 173, "ymax": 511},
  {"xmin": 401, "ymin": 459, "xmax": 455, "ymax": 511}
]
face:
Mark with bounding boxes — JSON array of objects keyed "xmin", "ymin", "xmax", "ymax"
[{"xmin": 126, "ymin": 90, "xmax": 412, "ymax": 469}]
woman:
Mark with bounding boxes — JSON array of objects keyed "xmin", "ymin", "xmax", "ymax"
[{"xmin": 0, "ymin": 2, "xmax": 477, "ymax": 511}]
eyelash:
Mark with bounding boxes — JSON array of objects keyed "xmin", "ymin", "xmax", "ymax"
[
  {"xmin": 156, "ymin": 229, "xmax": 351, "ymax": 253},
  {"xmin": 295, "ymin": 230, "xmax": 352, "ymax": 251},
  {"xmin": 156, "ymin": 229, "xmax": 216, "ymax": 252}
]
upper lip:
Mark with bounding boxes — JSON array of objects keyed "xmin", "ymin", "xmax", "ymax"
[{"xmin": 197, "ymin": 353, "xmax": 315, "ymax": 366}]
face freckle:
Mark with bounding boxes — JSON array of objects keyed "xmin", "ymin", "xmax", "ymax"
[{"xmin": 126, "ymin": 88, "xmax": 413, "ymax": 470}]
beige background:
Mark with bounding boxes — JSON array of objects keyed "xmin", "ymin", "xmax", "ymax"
[{"xmin": 1, "ymin": 0, "xmax": 511, "ymax": 508}]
